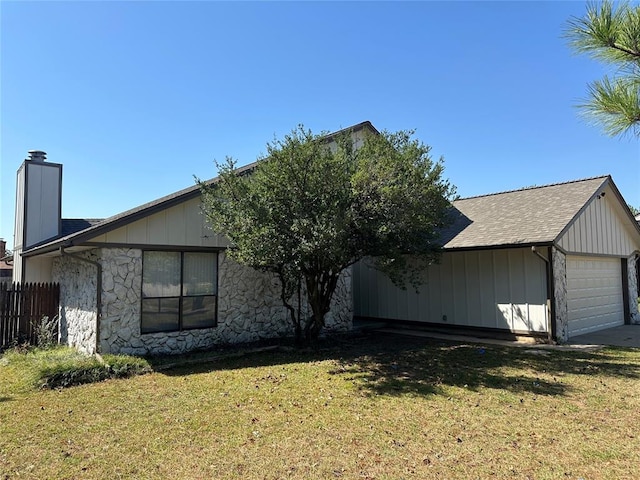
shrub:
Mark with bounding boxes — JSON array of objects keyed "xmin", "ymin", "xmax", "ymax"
[
  {"xmin": 0, "ymin": 346, "xmax": 152, "ymax": 390},
  {"xmin": 34, "ymin": 315, "xmax": 59, "ymax": 348}
]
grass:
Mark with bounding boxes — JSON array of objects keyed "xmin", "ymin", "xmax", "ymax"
[
  {"xmin": 1, "ymin": 334, "xmax": 639, "ymax": 479},
  {"xmin": 0, "ymin": 346, "xmax": 151, "ymax": 391}
]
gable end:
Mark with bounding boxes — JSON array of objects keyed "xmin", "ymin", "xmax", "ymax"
[{"xmin": 556, "ymin": 181, "xmax": 640, "ymax": 256}]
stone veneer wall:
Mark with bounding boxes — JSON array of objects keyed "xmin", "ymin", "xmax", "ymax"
[
  {"xmin": 552, "ymin": 248, "xmax": 569, "ymax": 342},
  {"xmin": 323, "ymin": 268, "xmax": 353, "ymax": 333},
  {"xmin": 100, "ymin": 248, "xmax": 143, "ymax": 353},
  {"xmin": 52, "ymin": 250, "xmax": 100, "ymax": 354},
  {"xmin": 98, "ymin": 249, "xmax": 352, "ymax": 355},
  {"xmin": 628, "ymin": 254, "xmax": 639, "ymax": 324}
]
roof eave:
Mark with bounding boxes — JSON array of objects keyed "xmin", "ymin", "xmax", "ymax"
[
  {"xmin": 443, "ymin": 241, "xmax": 555, "ymax": 253},
  {"xmin": 21, "ymin": 238, "xmax": 70, "ymax": 257}
]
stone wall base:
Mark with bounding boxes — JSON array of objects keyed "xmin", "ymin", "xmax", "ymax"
[{"xmin": 58, "ymin": 248, "xmax": 356, "ymax": 356}]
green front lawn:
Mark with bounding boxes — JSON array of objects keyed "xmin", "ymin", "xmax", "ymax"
[{"xmin": 1, "ymin": 334, "xmax": 639, "ymax": 479}]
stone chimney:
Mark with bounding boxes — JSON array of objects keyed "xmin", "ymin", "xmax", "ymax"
[{"xmin": 0, "ymin": 238, "xmax": 6, "ymax": 259}]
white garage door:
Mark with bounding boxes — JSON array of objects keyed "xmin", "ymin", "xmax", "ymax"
[{"xmin": 567, "ymin": 256, "xmax": 623, "ymax": 337}]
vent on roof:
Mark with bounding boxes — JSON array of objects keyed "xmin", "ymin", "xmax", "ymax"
[{"xmin": 27, "ymin": 150, "xmax": 47, "ymax": 162}]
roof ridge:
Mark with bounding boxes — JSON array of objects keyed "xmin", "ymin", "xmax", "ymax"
[
  {"xmin": 322, "ymin": 120, "xmax": 379, "ymax": 139},
  {"xmin": 456, "ymin": 175, "xmax": 610, "ymax": 201}
]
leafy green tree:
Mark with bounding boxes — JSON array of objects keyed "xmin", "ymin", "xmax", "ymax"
[
  {"xmin": 565, "ymin": 1, "xmax": 640, "ymax": 137},
  {"xmin": 199, "ymin": 126, "xmax": 455, "ymax": 343},
  {"xmin": 629, "ymin": 203, "xmax": 640, "ymax": 216}
]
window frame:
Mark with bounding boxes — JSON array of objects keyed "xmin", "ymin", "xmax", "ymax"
[{"xmin": 140, "ymin": 249, "xmax": 220, "ymax": 334}]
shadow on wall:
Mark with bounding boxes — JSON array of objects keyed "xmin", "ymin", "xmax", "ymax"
[{"xmin": 496, "ymin": 303, "xmax": 546, "ymax": 333}]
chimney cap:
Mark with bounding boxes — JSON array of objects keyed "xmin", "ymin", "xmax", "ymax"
[{"xmin": 27, "ymin": 150, "xmax": 47, "ymax": 162}]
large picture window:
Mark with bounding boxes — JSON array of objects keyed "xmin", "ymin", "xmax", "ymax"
[{"xmin": 141, "ymin": 251, "xmax": 218, "ymax": 334}]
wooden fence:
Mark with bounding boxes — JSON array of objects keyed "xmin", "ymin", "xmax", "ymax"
[{"xmin": 0, "ymin": 282, "xmax": 60, "ymax": 349}]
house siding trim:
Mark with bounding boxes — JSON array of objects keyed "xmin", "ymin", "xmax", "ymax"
[{"xmin": 80, "ymin": 242, "xmax": 227, "ymax": 252}]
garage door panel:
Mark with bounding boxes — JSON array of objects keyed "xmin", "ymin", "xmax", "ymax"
[
  {"xmin": 573, "ymin": 286, "xmax": 618, "ymax": 298},
  {"xmin": 567, "ymin": 256, "xmax": 623, "ymax": 337}
]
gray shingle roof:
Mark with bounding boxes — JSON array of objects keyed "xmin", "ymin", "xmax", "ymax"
[
  {"xmin": 61, "ymin": 218, "xmax": 104, "ymax": 237},
  {"xmin": 439, "ymin": 176, "xmax": 609, "ymax": 250}
]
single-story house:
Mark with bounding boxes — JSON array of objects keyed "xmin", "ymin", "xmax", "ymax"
[
  {"xmin": 11, "ymin": 122, "xmax": 640, "ymax": 353},
  {"xmin": 354, "ymin": 175, "xmax": 640, "ymax": 341},
  {"xmin": 11, "ymin": 123, "xmax": 378, "ymax": 354}
]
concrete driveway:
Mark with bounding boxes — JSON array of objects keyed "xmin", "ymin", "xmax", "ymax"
[
  {"xmin": 569, "ymin": 325, "xmax": 640, "ymax": 348},
  {"xmin": 362, "ymin": 320, "xmax": 640, "ymax": 350}
]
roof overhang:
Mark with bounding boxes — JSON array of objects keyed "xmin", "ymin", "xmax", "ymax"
[{"xmin": 442, "ymin": 241, "xmax": 554, "ymax": 253}]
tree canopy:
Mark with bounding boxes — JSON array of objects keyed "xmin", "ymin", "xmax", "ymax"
[
  {"xmin": 199, "ymin": 125, "xmax": 455, "ymax": 342},
  {"xmin": 565, "ymin": 1, "xmax": 640, "ymax": 137}
]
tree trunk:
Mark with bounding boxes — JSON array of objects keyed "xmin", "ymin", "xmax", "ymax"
[
  {"xmin": 277, "ymin": 271, "xmax": 302, "ymax": 343},
  {"xmin": 303, "ymin": 271, "xmax": 340, "ymax": 343}
]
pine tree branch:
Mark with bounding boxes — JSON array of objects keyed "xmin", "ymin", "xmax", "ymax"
[
  {"xmin": 566, "ymin": 1, "xmax": 640, "ymax": 137},
  {"xmin": 608, "ymin": 42, "xmax": 640, "ymax": 59}
]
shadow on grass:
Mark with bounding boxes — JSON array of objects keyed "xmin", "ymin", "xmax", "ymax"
[
  {"xmin": 0, "ymin": 396, "xmax": 13, "ymax": 402},
  {"xmin": 150, "ymin": 333, "xmax": 640, "ymax": 398}
]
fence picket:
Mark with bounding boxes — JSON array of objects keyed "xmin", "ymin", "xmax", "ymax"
[{"xmin": 0, "ymin": 282, "xmax": 60, "ymax": 348}]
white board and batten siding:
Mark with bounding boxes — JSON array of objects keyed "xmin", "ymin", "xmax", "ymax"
[
  {"xmin": 13, "ymin": 161, "xmax": 62, "ymax": 283},
  {"xmin": 87, "ymin": 197, "xmax": 229, "ymax": 248},
  {"xmin": 24, "ymin": 163, "xmax": 61, "ymax": 248},
  {"xmin": 14, "ymin": 161, "xmax": 62, "ymax": 250},
  {"xmin": 14, "ymin": 166, "xmax": 26, "ymax": 250},
  {"xmin": 354, "ymin": 247, "xmax": 548, "ymax": 333},
  {"xmin": 557, "ymin": 184, "xmax": 639, "ymax": 257}
]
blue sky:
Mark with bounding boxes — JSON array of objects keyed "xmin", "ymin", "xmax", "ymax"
[{"xmin": 1, "ymin": 1, "xmax": 638, "ymax": 249}]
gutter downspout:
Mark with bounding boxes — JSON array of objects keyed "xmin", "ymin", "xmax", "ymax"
[
  {"xmin": 60, "ymin": 247, "xmax": 102, "ymax": 354},
  {"xmin": 531, "ymin": 246, "xmax": 556, "ymax": 343}
]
